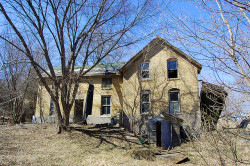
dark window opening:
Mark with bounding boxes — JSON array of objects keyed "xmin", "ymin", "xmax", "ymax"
[
  {"xmin": 83, "ymin": 84, "xmax": 94, "ymax": 121},
  {"xmin": 141, "ymin": 90, "xmax": 151, "ymax": 113},
  {"xmin": 141, "ymin": 62, "xmax": 150, "ymax": 79},
  {"xmin": 169, "ymin": 90, "xmax": 180, "ymax": 114},
  {"xmin": 101, "ymin": 96, "xmax": 111, "ymax": 115},
  {"xmin": 49, "ymin": 100, "xmax": 55, "ymax": 116},
  {"xmin": 102, "ymin": 78, "xmax": 112, "ymax": 90},
  {"xmin": 168, "ymin": 60, "xmax": 178, "ymax": 78}
]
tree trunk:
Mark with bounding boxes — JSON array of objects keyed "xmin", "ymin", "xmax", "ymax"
[
  {"xmin": 54, "ymin": 102, "xmax": 65, "ymax": 134},
  {"xmin": 63, "ymin": 111, "xmax": 70, "ymax": 127}
]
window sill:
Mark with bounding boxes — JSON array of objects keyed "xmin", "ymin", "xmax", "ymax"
[
  {"xmin": 100, "ymin": 114, "xmax": 111, "ymax": 117},
  {"xmin": 140, "ymin": 78, "xmax": 151, "ymax": 82},
  {"xmin": 168, "ymin": 78, "xmax": 180, "ymax": 81},
  {"xmin": 101, "ymin": 88, "xmax": 112, "ymax": 90}
]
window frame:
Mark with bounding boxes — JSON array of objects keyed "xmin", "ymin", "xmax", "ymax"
[
  {"xmin": 102, "ymin": 78, "xmax": 112, "ymax": 90},
  {"xmin": 169, "ymin": 89, "xmax": 180, "ymax": 114},
  {"xmin": 49, "ymin": 99, "xmax": 55, "ymax": 116},
  {"xmin": 140, "ymin": 90, "xmax": 151, "ymax": 113},
  {"xmin": 101, "ymin": 96, "xmax": 111, "ymax": 115},
  {"xmin": 167, "ymin": 59, "xmax": 178, "ymax": 79},
  {"xmin": 140, "ymin": 62, "xmax": 150, "ymax": 80}
]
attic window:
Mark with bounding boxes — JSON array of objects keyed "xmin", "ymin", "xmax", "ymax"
[
  {"xmin": 167, "ymin": 59, "xmax": 178, "ymax": 78},
  {"xmin": 102, "ymin": 78, "xmax": 112, "ymax": 90},
  {"xmin": 141, "ymin": 62, "xmax": 150, "ymax": 79}
]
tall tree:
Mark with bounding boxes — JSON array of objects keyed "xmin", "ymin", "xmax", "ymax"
[
  {"xmin": 0, "ymin": 0, "xmax": 159, "ymax": 132},
  {"xmin": 161, "ymin": 0, "xmax": 250, "ymax": 94}
]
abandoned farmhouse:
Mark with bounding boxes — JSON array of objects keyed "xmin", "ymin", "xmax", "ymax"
[{"xmin": 35, "ymin": 36, "xmax": 207, "ymax": 145}]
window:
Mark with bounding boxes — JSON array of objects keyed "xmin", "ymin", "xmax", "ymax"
[
  {"xmin": 102, "ymin": 78, "xmax": 112, "ymax": 90},
  {"xmin": 169, "ymin": 89, "xmax": 180, "ymax": 114},
  {"xmin": 141, "ymin": 90, "xmax": 151, "ymax": 113},
  {"xmin": 101, "ymin": 96, "xmax": 111, "ymax": 115},
  {"xmin": 167, "ymin": 59, "xmax": 178, "ymax": 78},
  {"xmin": 141, "ymin": 62, "xmax": 150, "ymax": 79},
  {"xmin": 49, "ymin": 100, "xmax": 55, "ymax": 116}
]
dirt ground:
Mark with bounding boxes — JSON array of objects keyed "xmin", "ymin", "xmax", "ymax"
[{"xmin": 0, "ymin": 124, "xmax": 249, "ymax": 166}]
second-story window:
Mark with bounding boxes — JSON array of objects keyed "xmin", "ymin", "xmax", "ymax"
[
  {"xmin": 141, "ymin": 62, "xmax": 150, "ymax": 79},
  {"xmin": 102, "ymin": 78, "xmax": 112, "ymax": 90},
  {"xmin": 167, "ymin": 59, "xmax": 178, "ymax": 78}
]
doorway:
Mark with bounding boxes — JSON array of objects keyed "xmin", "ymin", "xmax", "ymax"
[
  {"xmin": 156, "ymin": 121, "xmax": 162, "ymax": 147},
  {"xmin": 83, "ymin": 84, "xmax": 94, "ymax": 121},
  {"xmin": 74, "ymin": 99, "xmax": 84, "ymax": 124}
]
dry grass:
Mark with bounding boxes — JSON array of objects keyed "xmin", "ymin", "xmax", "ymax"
[
  {"xmin": 174, "ymin": 129, "xmax": 250, "ymax": 166},
  {"xmin": 0, "ymin": 124, "xmax": 170, "ymax": 166},
  {"xmin": 0, "ymin": 124, "xmax": 249, "ymax": 166}
]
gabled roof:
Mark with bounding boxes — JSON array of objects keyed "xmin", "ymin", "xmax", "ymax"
[{"xmin": 120, "ymin": 36, "xmax": 202, "ymax": 73}]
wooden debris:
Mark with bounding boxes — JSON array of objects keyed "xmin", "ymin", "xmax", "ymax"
[
  {"xmin": 157, "ymin": 150, "xmax": 190, "ymax": 164},
  {"xmin": 175, "ymin": 156, "xmax": 190, "ymax": 164}
]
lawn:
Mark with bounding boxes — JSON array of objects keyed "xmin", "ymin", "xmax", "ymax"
[{"xmin": 0, "ymin": 124, "xmax": 249, "ymax": 166}]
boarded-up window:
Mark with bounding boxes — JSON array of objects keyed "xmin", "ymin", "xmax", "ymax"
[
  {"xmin": 101, "ymin": 96, "xmax": 111, "ymax": 115},
  {"xmin": 141, "ymin": 62, "xmax": 150, "ymax": 79},
  {"xmin": 168, "ymin": 59, "xmax": 178, "ymax": 78},
  {"xmin": 141, "ymin": 90, "xmax": 151, "ymax": 113},
  {"xmin": 102, "ymin": 78, "xmax": 112, "ymax": 90},
  {"xmin": 169, "ymin": 90, "xmax": 180, "ymax": 114}
]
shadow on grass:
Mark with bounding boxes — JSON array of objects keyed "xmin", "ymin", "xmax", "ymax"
[{"xmin": 70, "ymin": 125, "xmax": 148, "ymax": 150}]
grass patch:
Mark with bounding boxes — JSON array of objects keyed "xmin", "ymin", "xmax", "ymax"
[{"xmin": 0, "ymin": 124, "xmax": 249, "ymax": 165}]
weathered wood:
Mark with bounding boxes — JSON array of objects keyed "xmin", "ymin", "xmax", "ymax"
[{"xmin": 157, "ymin": 151, "xmax": 190, "ymax": 164}]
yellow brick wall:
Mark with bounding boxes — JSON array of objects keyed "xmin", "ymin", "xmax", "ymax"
[
  {"xmin": 80, "ymin": 76, "xmax": 123, "ymax": 117},
  {"xmin": 35, "ymin": 75, "xmax": 123, "ymax": 120},
  {"xmin": 35, "ymin": 84, "xmax": 51, "ymax": 117},
  {"xmin": 122, "ymin": 44, "xmax": 201, "ymax": 128}
]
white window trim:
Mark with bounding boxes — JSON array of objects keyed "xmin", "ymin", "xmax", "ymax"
[
  {"xmin": 169, "ymin": 90, "xmax": 180, "ymax": 114},
  {"xmin": 101, "ymin": 96, "xmax": 111, "ymax": 115}
]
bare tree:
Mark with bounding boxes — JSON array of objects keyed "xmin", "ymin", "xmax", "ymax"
[
  {"xmin": 0, "ymin": 0, "xmax": 160, "ymax": 133},
  {"xmin": 158, "ymin": 1, "xmax": 250, "ymax": 165},
  {"xmin": 161, "ymin": 0, "xmax": 250, "ymax": 94},
  {"xmin": 122, "ymin": 47, "xmax": 170, "ymax": 135},
  {"xmin": 0, "ymin": 39, "xmax": 37, "ymax": 123}
]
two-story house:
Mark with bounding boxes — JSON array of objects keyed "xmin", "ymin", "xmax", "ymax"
[{"xmin": 35, "ymin": 36, "xmax": 202, "ymax": 133}]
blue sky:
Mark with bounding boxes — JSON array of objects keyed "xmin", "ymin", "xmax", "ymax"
[{"xmin": 0, "ymin": 0, "xmax": 248, "ymax": 116}]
